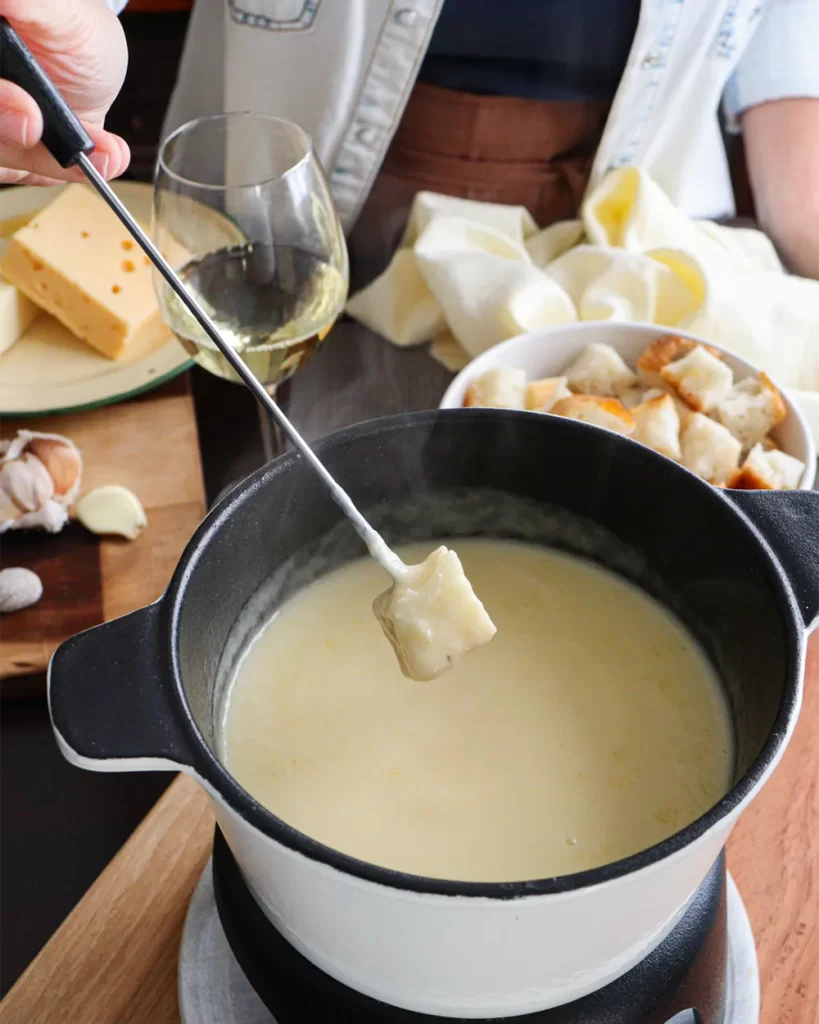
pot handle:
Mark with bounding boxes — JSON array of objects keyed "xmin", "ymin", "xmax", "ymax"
[
  {"xmin": 48, "ymin": 601, "xmax": 196, "ymax": 773},
  {"xmin": 726, "ymin": 489, "xmax": 819, "ymax": 629}
]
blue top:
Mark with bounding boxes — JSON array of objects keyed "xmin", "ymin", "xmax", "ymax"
[{"xmin": 419, "ymin": 0, "xmax": 642, "ymax": 101}]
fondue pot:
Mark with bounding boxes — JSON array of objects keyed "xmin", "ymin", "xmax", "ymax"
[{"xmin": 49, "ymin": 411, "xmax": 818, "ymax": 1018}]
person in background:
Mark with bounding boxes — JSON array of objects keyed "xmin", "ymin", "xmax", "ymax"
[{"xmin": 1, "ymin": 0, "xmax": 818, "ymax": 281}]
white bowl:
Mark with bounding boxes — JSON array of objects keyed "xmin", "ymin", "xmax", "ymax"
[{"xmin": 440, "ymin": 322, "xmax": 816, "ymax": 490}]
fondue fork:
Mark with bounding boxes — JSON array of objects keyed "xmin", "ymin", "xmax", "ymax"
[{"xmin": 0, "ymin": 16, "xmax": 406, "ymax": 581}]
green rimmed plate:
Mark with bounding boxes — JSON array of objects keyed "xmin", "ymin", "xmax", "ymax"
[{"xmin": 0, "ymin": 181, "xmax": 193, "ymax": 416}]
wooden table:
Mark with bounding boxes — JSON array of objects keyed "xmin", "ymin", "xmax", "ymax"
[{"xmin": 1, "ymin": 321, "xmax": 817, "ymax": 1022}]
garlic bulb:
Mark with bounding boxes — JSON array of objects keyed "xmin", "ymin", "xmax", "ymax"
[{"xmin": 0, "ymin": 430, "xmax": 82, "ymax": 534}]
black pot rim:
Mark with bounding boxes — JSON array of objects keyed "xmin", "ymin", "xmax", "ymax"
[{"xmin": 165, "ymin": 409, "xmax": 804, "ymax": 899}]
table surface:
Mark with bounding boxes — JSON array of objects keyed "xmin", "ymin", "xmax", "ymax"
[{"xmin": 1, "ymin": 319, "xmax": 817, "ymax": 1023}]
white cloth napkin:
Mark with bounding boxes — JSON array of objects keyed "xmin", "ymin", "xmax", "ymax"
[{"xmin": 346, "ymin": 168, "xmax": 819, "ymax": 438}]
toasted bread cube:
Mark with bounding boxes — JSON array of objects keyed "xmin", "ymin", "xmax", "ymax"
[
  {"xmin": 631, "ymin": 394, "xmax": 681, "ymax": 461},
  {"xmin": 552, "ymin": 395, "xmax": 635, "ymax": 435},
  {"xmin": 637, "ymin": 335, "xmax": 722, "ymax": 390},
  {"xmin": 525, "ymin": 376, "xmax": 571, "ymax": 412},
  {"xmin": 642, "ymin": 386, "xmax": 695, "ymax": 428},
  {"xmin": 564, "ymin": 343, "xmax": 637, "ymax": 397},
  {"xmin": 761, "ymin": 435, "xmax": 781, "ymax": 451},
  {"xmin": 732, "ymin": 444, "xmax": 805, "ymax": 491},
  {"xmin": 680, "ymin": 413, "xmax": 742, "ymax": 485},
  {"xmin": 660, "ymin": 345, "xmax": 733, "ymax": 413},
  {"xmin": 715, "ymin": 372, "xmax": 787, "ymax": 452},
  {"xmin": 464, "ymin": 368, "xmax": 526, "ymax": 409},
  {"xmin": 619, "ymin": 386, "xmax": 647, "ymax": 409},
  {"xmin": 373, "ymin": 546, "xmax": 497, "ymax": 681}
]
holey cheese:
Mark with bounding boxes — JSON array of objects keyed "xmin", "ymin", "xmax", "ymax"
[{"xmin": 0, "ymin": 185, "xmax": 162, "ymax": 360}]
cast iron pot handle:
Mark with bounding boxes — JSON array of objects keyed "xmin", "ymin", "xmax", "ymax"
[
  {"xmin": 726, "ymin": 489, "xmax": 819, "ymax": 629},
  {"xmin": 48, "ymin": 601, "xmax": 195, "ymax": 772}
]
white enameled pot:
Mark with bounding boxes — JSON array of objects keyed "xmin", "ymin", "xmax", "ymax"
[{"xmin": 49, "ymin": 412, "xmax": 818, "ymax": 1018}]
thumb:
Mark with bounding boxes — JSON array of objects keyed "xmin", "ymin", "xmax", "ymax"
[{"xmin": 0, "ymin": 0, "xmax": 94, "ymax": 43}]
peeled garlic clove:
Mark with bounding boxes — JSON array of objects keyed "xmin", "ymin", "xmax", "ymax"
[
  {"xmin": 28, "ymin": 437, "xmax": 82, "ymax": 497},
  {"xmin": 1, "ymin": 453, "xmax": 54, "ymax": 513},
  {"xmin": 75, "ymin": 485, "xmax": 147, "ymax": 540},
  {"xmin": 0, "ymin": 567, "xmax": 43, "ymax": 613}
]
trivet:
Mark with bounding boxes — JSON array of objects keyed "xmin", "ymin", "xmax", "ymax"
[{"xmin": 178, "ymin": 858, "xmax": 759, "ymax": 1024}]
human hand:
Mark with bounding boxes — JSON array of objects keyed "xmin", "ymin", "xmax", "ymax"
[{"xmin": 0, "ymin": 0, "xmax": 130, "ymax": 185}]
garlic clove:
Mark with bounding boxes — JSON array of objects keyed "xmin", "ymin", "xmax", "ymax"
[
  {"xmin": 0, "ymin": 567, "xmax": 43, "ymax": 613},
  {"xmin": 75, "ymin": 485, "xmax": 147, "ymax": 541},
  {"xmin": 0, "ymin": 453, "xmax": 55, "ymax": 513},
  {"xmin": 0, "ymin": 488, "xmax": 23, "ymax": 523},
  {"xmin": 28, "ymin": 438, "xmax": 82, "ymax": 497}
]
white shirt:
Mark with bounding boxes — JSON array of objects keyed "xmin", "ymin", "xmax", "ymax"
[{"xmin": 111, "ymin": 0, "xmax": 819, "ymax": 229}]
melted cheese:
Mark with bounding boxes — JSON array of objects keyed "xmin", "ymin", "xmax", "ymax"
[{"xmin": 221, "ymin": 540, "xmax": 733, "ymax": 882}]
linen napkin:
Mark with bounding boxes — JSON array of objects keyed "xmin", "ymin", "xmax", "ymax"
[{"xmin": 346, "ymin": 168, "xmax": 819, "ymax": 433}]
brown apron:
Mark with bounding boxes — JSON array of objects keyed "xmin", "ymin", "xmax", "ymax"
[{"xmin": 349, "ymin": 83, "xmax": 609, "ymax": 285}]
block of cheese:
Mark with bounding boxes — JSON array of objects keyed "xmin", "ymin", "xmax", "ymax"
[
  {"xmin": 0, "ymin": 276, "xmax": 38, "ymax": 356},
  {"xmin": 0, "ymin": 184, "xmax": 162, "ymax": 360}
]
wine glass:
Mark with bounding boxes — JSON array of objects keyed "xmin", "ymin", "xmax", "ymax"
[{"xmin": 152, "ymin": 113, "xmax": 349, "ymax": 431}]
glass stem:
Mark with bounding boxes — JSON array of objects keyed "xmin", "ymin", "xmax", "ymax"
[{"xmin": 259, "ymin": 385, "xmax": 282, "ymax": 462}]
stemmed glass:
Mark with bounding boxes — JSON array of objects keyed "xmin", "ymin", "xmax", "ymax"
[{"xmin": 152, "ymin": 113, "xmax": 349, "ymax": 456}]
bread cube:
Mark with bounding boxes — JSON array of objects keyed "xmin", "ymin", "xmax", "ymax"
[
  {"xmin": 373, "ymin": 546, "xmax": 497, "ymax": 681},
  {"xmin": 631, "ymin": 394, "xmax": 681, "ymax": 461},
  {"xmin": 525, "ymin": 376, "xmax": 571, "ymax": 413},
  {"xmin": 464, "ymin": 368, "xmax": 527, "ymax": 409},
  {"xmin": 551, "ymin": 395, "xmax": 635, "ymax": 435},
  {"xmin": 619, "ymin": 386, "xmax": 647, "ymax": 409},
  {"xmin": 660, "ymin": 345, "xmax": 734, "ymax": 413},
  {"xmin": 564, "ymin": 343, "xmax": 637, "ymax": 397},
  {"xmin": 679, "ymin": 413, "xmax": 742, "ymax": 485},
  {"xmin": 715, "ymin": 372, "xmax": 787, "ymax": 452},
  {"xmin": 642, "ymin": 386, "xmax": 694, "ymax": 428},
  {"xmin": 637, "ymin": 335, "xmax": 722, "ymax": 390},
  {"xmin": 732, "ymin": 444, "xmax": 805, "ymax": 490}
]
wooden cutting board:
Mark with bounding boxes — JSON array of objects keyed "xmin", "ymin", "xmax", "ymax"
[
  {"xmin": 2, "ymin": 636, "xmax": 817, "ymax": 1024},
  {"xmin": 0, "ymin": 375, "xmax": 206, "ymax": 696}
]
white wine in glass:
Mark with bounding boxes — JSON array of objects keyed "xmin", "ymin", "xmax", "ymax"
[{"xmin": 153, "ymin": 113, "xmax": 348, "ymax": 389}]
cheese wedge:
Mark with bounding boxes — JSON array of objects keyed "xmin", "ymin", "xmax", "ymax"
[{"xmin": 0, "ymin": 184, "xmax": 162, "ymax": 360}]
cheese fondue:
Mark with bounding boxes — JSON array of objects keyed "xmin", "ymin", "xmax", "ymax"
[{"xmin": 220, "ymin": 540, "xmax": 733, "ymax": 881}]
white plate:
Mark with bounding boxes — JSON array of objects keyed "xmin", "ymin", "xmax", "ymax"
[
  {"xmin": 440, "ymin": 322, "xmax": 816, "ymax": 490},
  {"xmin": 0, "ymin": 181, "xmax": 192, "ymax": 416}
]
